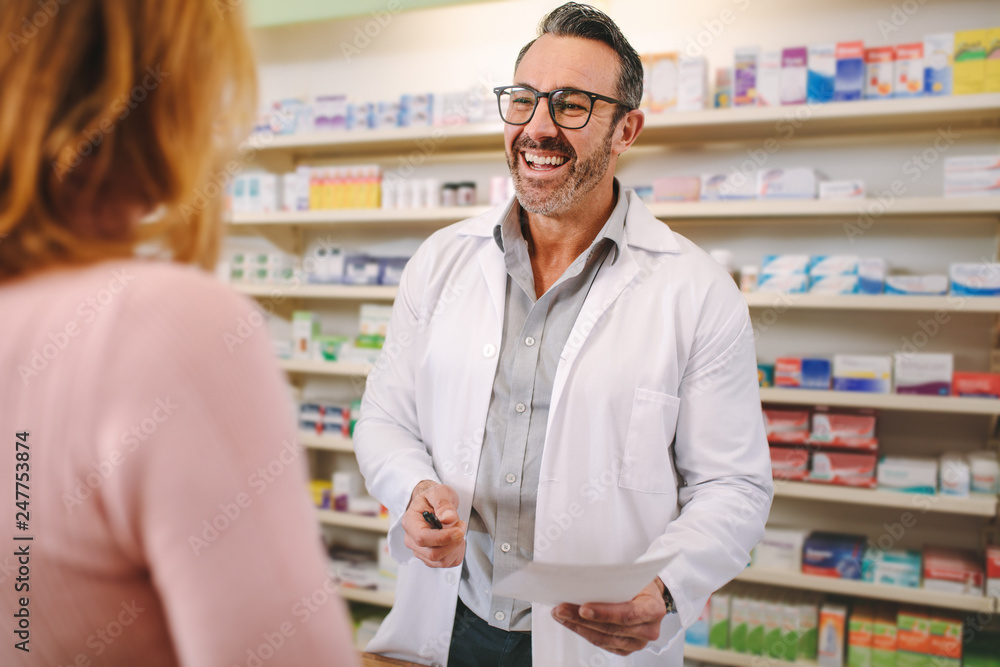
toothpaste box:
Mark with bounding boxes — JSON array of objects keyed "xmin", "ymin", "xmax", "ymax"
[
  {"xmin": 734, "ymin": 47, "xmax": 759, "ymax": 107},
  {"xmin": 949, "ymin": 262, "xmax": 1000, "ymax": 296},
  {"xmin": 758, "ymin": 273, "xmax": 809, "ymax": 293},
  {"xmin": 803, "ymin": 533, "xmax": 866, "ymax": 579},
  {"xmin": 754, "ymin": 527, "xmax": 811, "ymax": 571},
  {"xmin": 872, "ymin": 604, "xmax": 899, "ymax": 667},
  {"xmin": 859, "ymin": 258, "xmax": 887, "ymax": 295},
  {"xmin": 923, "ymin": 546, "xmax": 984, "ymax": 595},
  {"xmin": 894, "ymin": 353, "xmax": 953, "ymax": 396},
  {"xmin": 758, "ymin": 167, "xmax": 822, "ymax": 199},
  {"xmin": 835, "ymin": 41, "xmax": 866, "ymax": 101},
  {"xmin": 810, "ymin": 451, "xmax": 878, "ymax": 487},
  {"xmin": 758, "ymin": 50, "xmax": 782, "ymax": 107},
  {"xmin": 762, "ymin": 254, "xmax": 812, "ymax": 274},
  {"xmin": 863, "ymin": 548, "xmax": 923, "ymax": 588},
  {"xmin": 952, "ymin": 372, "xmax": 1000, "ymax": 398},
  {"xmin": 811, "ymin": 255, "xmax": 860, "ymax": 276},
  {"xmin": 810, "ymin": 410, "xmax": 878, "ymax": 450},
  {"xmin": 763, "ymin": 408, "xmax": 810, "ymax": 443},
  {"xmin": 865, "ymin": 47, "xmax": 896, "ymax": 99},
  {"xmin": 987, "ymin": 545, "xmax": 1000, "ymax": 601},
  {"xmin": 810, "ymin": 275, "xmax": 860, "ymax": 295},
  {"xmin": 771, "ymin": 446, "xmax": 810, "ymax": 480},
  {"xmin": 884, "ymin": 275, "xmax": 948, "ymax": 296},
  {"xmin": 818, "ymin": 602, "xmax": 849, "ymax": 667},
  {"xmin": 924, "ymin": 33, "xmax": 954, "ymax": 96},
  {"xmin": 642, "ymin": 52, "xmax": 680, "ymax": 112},
  {"xmin": 776, "ymin": 357, "xmax": 832, "ymax": 390},
  {"xmin": 709, "ymin": 589, "xmax": 732, "ymax": 649},
  {"xmin": 781, "ymin": 47, "xmax": 809, "ymax": 105},
  {"xmin": 678, "ymin": 56, "xmax": 709, "ymax": 112},
  {"xmin": 808, "ymin": 43, "xmax": 837, "ymax": 103},
  {"xmin": 848, "ymin": 602, "xmax": 875, "ymax": 667},
  {"xmin": 820, "ymin": 180, "xmax": 866, "ymax": 199},
  {"xmin": 894, "ymin": 43, "xmax": 925, "ymax": 98},
  {"xmin": 954, "ymin": 29, "xmax": 988, "ymax": 95},
  {"xmin": 833, "ymin": 355, "xmax": 892, "ymax": 393},
  {"xmin": 877, "ymin": 456, "xmax": 939, "ymax": 494}
]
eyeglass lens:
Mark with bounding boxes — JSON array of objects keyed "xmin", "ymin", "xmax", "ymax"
[{"xmin": 497, "ymin": 88, "xmax": 594, "ymax": 129}]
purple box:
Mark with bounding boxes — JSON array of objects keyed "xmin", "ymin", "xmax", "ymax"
[{"xmin": 780, "ymin": 47, "xmax": 808, "ymax": 105}]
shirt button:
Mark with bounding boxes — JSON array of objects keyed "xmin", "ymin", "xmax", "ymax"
[
  {"xmin": 483, "ymin": 343, "xmax": 496, "ymax": 358},
  {"xmin": 525, "ymin": 336, "xmax": 535, "ymax": 346},
  {"xmin": 515, "ymin": 402, "xmax": 526, "ymax": 413},
  {"xmin": 501, "ymin": 542, "xmax": 511, "ymax": 553},
  {"xmin": 495, "ymin": 611, "xmax": 505, "ymax": 621},
  {"xmin": 462, "ymin": 462, "xmax": 473, "ymax": 475},
  {"xmin": 505, "ymin": 473, "xmax": 516, "ymax": 484}
]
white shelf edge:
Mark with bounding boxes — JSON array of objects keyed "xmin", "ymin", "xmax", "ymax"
[
  {"xmin": 300, "ymin": 433, "xmax": 355, "ymax": 453},
  {"xmin": 232, "ymin": 283, "xmax": 397, "ymax": 300},
  {"xmin": 278, "ymin": 359, "xmax": 372, "ymax": 376},
  {"xmin": 760, "ymin": 388, "xmax": 1000, "ymax": 415},
  {"xmin": 736, "ymin": 568, "xmax": 996, "ymax": 612},
  {"xmin": 745, "ymin": 293, "xmax": 1000, "ymax": 313},
  {"xmin": 773, "ymin": 481, "xmax": 998, "ymax": 517},
  {"xmin": 316, "ymin": 509, "xmax": 389, "ymax": 532},
  {"xmin": 684, "ymin": 645, "xmax": 816, "ymax": 667},
  {"xmin": 228, "ymin": 205, "xmax": 491, "ymax": 226}
]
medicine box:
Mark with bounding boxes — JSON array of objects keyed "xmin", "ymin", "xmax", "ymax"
[
  {"xmin": 762, "ymin": 254, "xmax": 811, "ymax": 274},
  {"xmin": 871, "ymin": 604, "xmax": 898, "ymax": 667},
  {"xmin": 811, "ymin": 255, "xmax": 860, "ymax": 276},
  {"xmin": 770, "ymin": 446, "xmax": 810, "ymax": 481},
  {"xmin": 952, "ymin": 372, "xmax": 1000, "ymax": 398},
  {"xmin": 893, "ymin": 353, "xmax": 953, "ymax": 396},
  {"xmin": 734, "ymin": 47, "xmax": 758, "ymax": 107},
  {"xmin": 833, "ymin": 355, "xmax": 892, "ymax": 393},
  {"xmin": 758, "ymin": 50, "xmax": 782, "ymax": 107},
  {"xmin": 642, "ymin": 52, "xmax": 680, "ymax": 112},
  {"xmin": 835, "ymin": 41, "xmax": 866, "ymax": 101},
  {"xmin": 939, "ymin": 453, "xmax": 971, "ymax": 497},
  {"xmin": 678, "ymin": 57, "xmax": 708, "ymax": 112},
  {"xmin": 809, "ymin": 410, "xmax": 877, "ymax": 450},
  {"xmin": 758, "ymin": 274, "xmax": 809, "ymax": 293},
  {"xmin": 776, "ymin": 357, "xmax": 832, "ymax": 390},
  {"xmin": 924, "ymin": 33, "xmax": 954, "ymax": 96},
  {"xmin": 818, "ymin": 602, "xmax": 848, "ymax": 667},
  {"xmin": 969, "ymin": 451, "xmax": 1000, "ymax": 494},
  {"xmin": 950, "ymin": 262, "xmax": 1000, "ymax": 295},
  {"xmin": 878, "ymin": 456, "xmax": 938, "ymax": 494},
  {"xmin": 758, "ymin": 168, "xmax": 821, "ymax": 199},
  {"xmin": 810, "ymin": 451, "xmax": 877, "ymax": 488},
  {"xmin": 922, "ymin": 546, "xmax": 984, "ymax": 595},
  {"xmin": 687, "ymin": 602, "xmax": 710, "ymax": 646},
  {"xmin": 884, "ymin": 275, "xmax": 948, "ymax": 296},
  {"xmin": 730, "ymin": 592, "xmax": 751, "ymax": 653},
  {"xmin": 865, "ymin": 47, "xmax": 895, "ymax": 99},
  {"xmin": 847, "ymin": 602, "xmax": 874, "ymax": 667},
  {"xmin": 763, "ymin": 408, "xmax": 810, "ymax": 443},
  {"xmin": 810, "ymin": 275, "xmax": 860, "ymax": 295},
  {"xmin": 700, "ymin": 172, "xmax": 757, "ymax": 200},
  {"xmin": 758, "ymin": 363, "xmax": 775, "ymax": 388},
  {"xmin": 945, "ymin": 170, "xmax": 1000, "ymax": 197},
  {"xmin": 653, "ymin": 176, "xmax": 700, "ymax": 202},
  {"xmin": 781, "ymin": 47, "xmax": 808, "ymax": 105},
  {"xmin": 292, "ymin": 311, "xmax": 320, "ymax": 360},
  {"xmin": 753, "ymin": 527, "xmax": 810, "ymax": 571},
  {"xmin": 314, "ymin": 94, "xmax": 348, "ymax": 131},
  {"xmin": 894, "ymin": 43, "xmax": 925, "ymax": 98},
  {"xmin": 808, "ymin": 43, "xmax": 836, "ymax": 103},
  {"xmin": 780, "ymin": 595, "xmax": 803, "ymax": 660},
  {"xmin": 819, "ymin": 180, "xmax": 865, "ymax": 199},
  {"xmin": 764, "ymin": 598, "xmax": 786, "ymax": 658},
  {"xmin": 954, "ymin": 30, "xmax": 988, "ymax": 95},
  {"xmin": 747, "ymin": 597, "xmax": 766, "ymax": 655},
  {"xmin": 987, "ymin": 545, "xmax": 1000, "ymax": 600},
  {"xmin": 803, "ymin": 532, "xmax": 866, "ymax": 579},
  {"xmin": 709, "ymin": 590, "xmax": 731, "ymax": 649},
  {"xmin": 859, "ymin": 258, "xmax": 886, "ymax": 295},
  {"xmin": 897, "ymin": 607, "xmax": 930, "ymax": 656},
  {"xmin": 928, "ymin": 615, "xmax": 963, "ymax": 664},
  {"xmin": 714, "ymin": 67, "xmax": 732, "ymax": 109}
]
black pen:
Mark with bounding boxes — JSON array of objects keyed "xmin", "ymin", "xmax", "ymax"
[{"xmin": 422, "ymin": 510, "xmax": 443, "ymax": 529}]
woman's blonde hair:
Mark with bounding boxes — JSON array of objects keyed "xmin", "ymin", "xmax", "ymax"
[{"xmin": 0, "ymin": 0, "xmax": 257, "ymax": 280}]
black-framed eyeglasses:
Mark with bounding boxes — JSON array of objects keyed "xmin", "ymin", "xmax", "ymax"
[{"xmin": 493, "ymin": 85, "xmax": 634, "ymax": 130}]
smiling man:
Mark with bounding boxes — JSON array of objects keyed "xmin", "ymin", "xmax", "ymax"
[{"xmin": 354, "ymin": 3, "xmax": 773, "ymax": 666}]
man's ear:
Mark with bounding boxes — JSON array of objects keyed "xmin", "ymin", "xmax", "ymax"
[{"xmin": 614, "ymin": 109, "xmax": 645, "ymax": 155}]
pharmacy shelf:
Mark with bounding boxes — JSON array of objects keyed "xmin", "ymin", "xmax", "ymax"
[
  {"xmin": 759, "ymin": 388, "xmax": 1000, "ymax": 415},
  {"xmin": 744, "ymin": 293, "xmax": 1000, "ymax": 313},
  {"xmin": 317, "ymin": 509, "xmax": 389, "ymax": 532},
  {"xmin": 233, "ymin": 283, "xmax": 397, "ymax": 300},
  {"xmin": 649, "ymin": 197, "xmax": 999, "ymax": 222},
  {"xmin": 683, "ymin": 645, "xmax": 816, "ymax": 667},
  {"xmin": 278, "ymin": 359, "xmax": 372, "ymax": 376},
  {"xmin": 339, "ymin": 586, "xmax": 396, "ymax": 608},
  {"xmin": 300, "ymin": 432, "xmax": 355, "ymax": 453},
  {"xmin": 773, "ymin": 481, "xmax": 998, "ymax": 517},
  {"xmin": 228, "ymin": 206, "xmax": 491, "ymax": 227},
  {"xmin": 249, "ymin": 94, "xmax": 1000, "ymax": 156},
  {"xmin": 736, "ymin": 567, "xmax": 996, "ymax": 613}
]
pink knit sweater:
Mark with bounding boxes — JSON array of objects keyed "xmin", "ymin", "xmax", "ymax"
[{"xmin": 0, "ymin": 259, "xmax": 360, "ymax": 666}]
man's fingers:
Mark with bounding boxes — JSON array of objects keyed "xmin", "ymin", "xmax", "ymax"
[
  {"xmin": 554, "ymin": 616, "xmax": 648, "ymax": 654},
  {"xmin": 579, "ymin": 599, "xmax": 655, "ymax": 626}
]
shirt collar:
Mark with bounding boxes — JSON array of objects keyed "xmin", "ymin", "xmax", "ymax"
[{"xmin": 493, "ymin": 178, "xmax": 628, "ymax": 265}]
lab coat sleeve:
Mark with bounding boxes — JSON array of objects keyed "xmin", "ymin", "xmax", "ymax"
[
  {"xmin": 643, "ymin": 290, "xmax": 773, "ymax": 653},
  {"xmin": 354, "ymin": 248, "xmax": 441, "ymax": 565}
]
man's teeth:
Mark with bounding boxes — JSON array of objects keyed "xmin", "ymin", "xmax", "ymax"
[{"xmin": 524, "ymin": 153, "xmax": 567, "ymax": 166}]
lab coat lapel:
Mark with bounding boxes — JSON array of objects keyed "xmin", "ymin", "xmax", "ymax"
[{"xmin": 476, "ymin": 240, "xmax": 508, "ymax": 327}]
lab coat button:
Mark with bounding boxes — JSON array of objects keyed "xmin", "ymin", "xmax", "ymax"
[
  {"xmin": 494, "ymin": 611, "xmax": 505, "ymax": 621},
  {"xmin": 505, "ymin": 473, "xmax": 516, "ymax": 484},
  {"xmin": 501, "ymin": 542, "xmax": 511, "ymax": 553},
  {"xmin": 483, "ymin": 343, "xmax": 496, "ymax": 357},
  {"xmin": 525, "ymin": 336, "xmax": 535, "ymax": 346},
  {"xmin": 515, "ymin": 402, "xmax": 526, "ymax": 413},
  {"xmin": 446, "ymin": 573, "xmax": 457, "ymax": 584},
  {"xmin": 462, "ymin": 462, "xmax": 473, "ymax": 475}
]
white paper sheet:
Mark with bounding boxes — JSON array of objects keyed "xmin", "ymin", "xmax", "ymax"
[{"xmin": 491, "ymin": 555, "xmax": 672, "ymax": 606}]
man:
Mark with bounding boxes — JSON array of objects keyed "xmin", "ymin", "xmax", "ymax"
[{"xmin": 355, "ymin": 3, "xmax": 772, "ymax": 666}]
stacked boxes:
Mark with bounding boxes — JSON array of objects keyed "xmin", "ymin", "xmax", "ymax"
[{"xmin": 944, "ymin": 156, "xmax": 1000, "ymax": 198}]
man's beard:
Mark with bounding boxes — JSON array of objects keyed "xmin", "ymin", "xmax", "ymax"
[{"xmin": 506, "ymin": 125, "xmax": 615, "ymax": 217}]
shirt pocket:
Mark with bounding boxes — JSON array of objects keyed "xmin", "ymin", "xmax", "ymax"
[{"xmin": 618, "ymin": 388, "xmax": 681, "ymax": 494}]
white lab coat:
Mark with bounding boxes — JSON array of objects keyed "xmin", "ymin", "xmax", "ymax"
[{"xmin": 355, "ymin": 190, "xmax": 773, "ymax": 667}]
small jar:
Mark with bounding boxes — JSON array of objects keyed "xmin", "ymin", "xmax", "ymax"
[
  {"xmin": 441, "ymin": 183, "xmax": 459, "ymax": 207},
  {"xmin": 457, "ymin": 181, "xmax": 476, "ymax": 206}
]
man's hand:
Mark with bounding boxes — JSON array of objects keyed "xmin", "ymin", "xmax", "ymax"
[
  {"xmin": 401, "ymin": 480, "xmax": 467, "ymax": 568},
  {"xmin": 551, "ymin": 578, "xmax": 668, "ymax": 656}
]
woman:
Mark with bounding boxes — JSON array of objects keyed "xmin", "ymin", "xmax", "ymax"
[{"xmin": 0, "ymin": 1, "xmax": 360, "ymax": 665}]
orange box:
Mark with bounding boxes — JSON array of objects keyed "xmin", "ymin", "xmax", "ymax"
[
  {"xmin": 896, "ymin": 607, "xmax": 930, "ymax": 654},
  {"xmin": 951, "ymin": 372, "xmax": 1000, "ymax": 398},
  {"xmin": 928, "ymin": 615, "xmax": 963, "ymax": 659}
]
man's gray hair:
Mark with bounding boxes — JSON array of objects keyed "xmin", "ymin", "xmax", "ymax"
[{"xmin": 514, "ymin": 2, "xmax": 643, "ymax": 121}]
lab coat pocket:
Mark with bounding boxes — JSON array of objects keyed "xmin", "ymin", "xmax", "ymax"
[{"xmin": 618, "ymin": 388, "xmax": 680, "ymax": 494}]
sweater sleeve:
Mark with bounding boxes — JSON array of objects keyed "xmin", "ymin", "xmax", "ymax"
[{"xmin": 93, "ymin": 268, "xmax": 360, "ymax": 667}]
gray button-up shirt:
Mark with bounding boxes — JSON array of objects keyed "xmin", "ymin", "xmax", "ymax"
[{"xmin": 458, "ymin": 184, "xmax": 628, "ymax": 631}]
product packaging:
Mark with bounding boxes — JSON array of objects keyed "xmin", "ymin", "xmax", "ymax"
[
  {"xmin": 924, "ymin": 33, "xmax": 954, "ymax": 95},
  {"xmin": 928, "ymin": 614, "xmax": 963, "ymax": 666},
  {"xmin": 762, "ymin": 254, "xmax": 812, "ymax": 275},
  {"xmin": 884, "ymin": 275, "xmax": 949, "ymax": 296},
  {"xmin": 810, "ymin": 275, "xmax": 860, "ymax": 295},
  {"xmin": 848, "ymin": 602, "xmax": 875, "ymax": 667},
  {"xmin": 954, "ymin": 30, "xmax": 988, "ymax": 95},
  {"xmin": 776, "ymin": 357, "xmax": 832, "ymax": 390},
  {"xmin": 758, "ymin": 167, "xmax": 822, "ymax": 199},
  {"xmin": 819, "ymin": 180, "xmax": 866, "ymax": 199},
  {"xmin": 809, "ymin": 410, "xmax": 878, "ymax": 450},
  {"xmin": 332, "ymin": 471, "xmax": 362, "ymax": 512},
  {"xmin": 343, "ymin": 254, "xmax": 381, "ymax": 286},
  {"xmin": 748, "ymin": 595, "xmax": 766, "ymax": 655},
  {"xmin": 803, "ymin": 533, "xmax": 866, "ymax": 578},
  {"xmin": 818, "ymin": 602, "xmax": 848, "ymax": 667},
  {"xmin": 292, "ymin": 311, "xmax": 320, "ymax": 360},
  {"xmin": 859, "ymin": 258, "xmax": 887, "ymax": 295},
  {"xmin": 810, "ymin": 451, "xmax": 878, "ymax": 487},
  {"xmin": 700, "ymin": 172, "xmax": 757, "ymax": 200},
  {"xmin": 781, "ymin": 47, "xmax": 809, "ymax": 105},
  {"xmin": 969, "ymin": 451, "xmax": 1000, "ymax": 494},
  {"xmin": 758, "ymin": 363, "xmax": 775, "ymax": 388},
  {"xmin": 808, "ymin": 43, "xmax": 837, "ymax": 103},
  {"xmin": 922, "ymin": 546, "xmax": 984, "ymax": 595},
  {"xmin": 314, "ymin": 94, "xmax": 348, "ymax": 131},
  {"xmin": 763, "ymin": 408, "xmax": 810, "ymax": 443},
  {"xmin": 952, "ymin": 372, "xmax": 1000, "ymax": 398},
  {"xmin": 865, "ymin": 47, "xmax": 896, "ymax": 99},
  {"xmin": 894, "ymin": 43, "xmax": 925, "ymax": 98},
  {"xmin": 714, "ymin": 67, "xmax": 732, "ymax": 108},
  {"xmin": 734, "ymin": 47, "xmax": 759, "ymax": 107},
  {"xmin": 988, "ymin": 28, "xmax": 1000, "ymax": 93},
  {"xmin": 770, "ymin": 447, "xmax": 810, "ymax": 481},
  {"xmin": 833, "ymin": 355, "xmax": 892, "ymax": 393},
  {"xmin": 309, "ymin": 479, "xmax": 332, "ymax": 509},
  {"xmin": 811, "ymin": 255, "xmax": 860, "ymax": 276},
  {"xmin": 653, "ymin": 176, "xmax": 700, "ymax": 202},
  {"xmin": 986, "ymin": 545, "xmax": 1000, "ymax": 600},
  {"xmin": 897, "ymin": 607, "xmax": 931, "ymax": 662},
  {"xmin": 871, "ymin": 604, "xmax": 899, "ymax": 667},
  {"xmin": 753, "ymin": 527, "xmax": 811, "ymax": 571},
  {"xmin": 758, "ymin": 50, "xmax": 782, "ymax": 107},
  {"xmin": 949, "ymin": 263, "xmax": 1000, "ymax": 296},
  {"xmin": 730, "ymin": 590, "xmax": 751, "ymax": 653},
  {"xmin": 764, "ymin": 597, "xmax": 786, "ymax": 658},
  {"xmin": 758, "ymin": 274, "xmax": 810, "ymax": 293},
  {"xmin": 835, "ymin": 41, "xmax": 866, "ymax": 101},
  {"xmin": 863, "ymin": 548, "xmax": 922, "ymax": 588},
  {"xmin": 798, "ymin": 595, "xmax": 822, "ymax": 661},
  {"xmin": 687, "ymin": 602, "xmax": 711, "ymax": 646},
  {"xmin": 375, "ymin": 100, "xmax": 400, "ymax": 129},
  {"xmin": 709, "ymin": 588, "xmax": 731, "ymax": 649},
  {"xmin": 642, "ymin": 52, "xmax": 680, "ymax": 112},
  {"xmin": 893, "ymin": 353, "xmax": 953, "ymax": 395},
  {"xmin": 678, "ymin": 57, "xmax": 709, "ymax": 111},
  {"xmin": 877, "ymin": 456, "xmax": 938, "ymax": 494},
  {"xmin": 357, "ymin": 304, "xmax": 393, "ymax": 349},
  {"xmin": 939, "ymin": 453, "xmax": 971, "ymax": 497}
]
